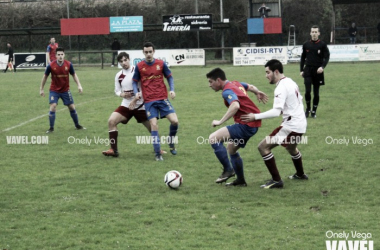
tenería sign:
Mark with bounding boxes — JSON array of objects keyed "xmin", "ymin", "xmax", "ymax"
[{"xmin": 162, "ymin": 14, "xmax": 212, "ymax": 32}]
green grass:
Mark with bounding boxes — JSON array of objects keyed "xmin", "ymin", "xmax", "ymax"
[{"xmin": 0, "ymin": 62, "xmax": 379, "ymax": 250}]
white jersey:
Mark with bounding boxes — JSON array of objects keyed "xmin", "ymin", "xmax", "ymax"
[
  {"xmin": 114, "ymin": 66, "xmax": 144, "ymax": 109},
  {"xmin": 273, "ymin": 77, "xmax": 307, "ymax": 133}
]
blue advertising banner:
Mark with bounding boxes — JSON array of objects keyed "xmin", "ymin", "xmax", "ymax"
[{"xmin": 110, "ymin": 16, "xmax": 143, "ymax": 32}]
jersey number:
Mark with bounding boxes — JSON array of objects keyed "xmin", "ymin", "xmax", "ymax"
[{"xmin": 239, "ymin": 86, "xmax": 247, "ymax": 96}]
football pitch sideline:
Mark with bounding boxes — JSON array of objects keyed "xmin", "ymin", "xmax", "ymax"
[{"xmin": 0, "ymin": 62, "xmax": 379, "ymax": 250}]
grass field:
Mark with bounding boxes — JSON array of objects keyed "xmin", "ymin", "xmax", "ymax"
[{"xmin": 0, "ymin": 62, "xmax": 379, "ymax": 250}]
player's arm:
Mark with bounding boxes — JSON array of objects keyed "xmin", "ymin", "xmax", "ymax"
[
  {"xmin": 212, "ymin": 90, "xmax": 239, "ymax": 127},
  {"xmin": 241, "ymin": 108, "xmax": 282, "ymax": 122},
  {"xmin": 40, "ymin": 65, "xmax": 51, "ymax": 97},
  {"xmin": 40, "ymin": 74, "xmax": 48, "ymax": 97},
  {"xmin": 72, "ymin": 73, "xmax": 83, "ymax": 94},
  {"xmin": 241, "ymin": 82, "xmax": 268, "ymax": 104},
  {"xmin": 322, "ymin": 43, "xmax": 330, "ymax": 68},
  {"xmin": 128, "ymin": 80, "xmax": 141, "ymax": 110},
  {"xmin": 69, "ymin": 64, "xmax": 83, "ymax": 93},
  {"xmin": 300, "ymin": 44, "xmax": 306, "ymax": 76},
  {"xmin": 317, "ymin": 44, "xmax": 330, "ymax": 74},
  {"xmin": 167, "ymin": 76, "xmax": 175, "ymax": 99},
  {"xmin": 212, "ymin": 101, "xmax": 240, "ymax": 127},
  {"xmin": 242, "ymin": 85, "xmax": 285, "ymax": 121},
  {"xmin": 163, "ymin": 63, "xmax": 175, "ymax": 99}
]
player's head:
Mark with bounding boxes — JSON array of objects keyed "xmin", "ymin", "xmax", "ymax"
[
  {"xmin": 310, "ymin": 25, "xmax": 320, "ymax": 41},
  {"xmin": 143, "ymin": 42, "xmax": 155, "ymax": 62},
  {"xmin": 117, "ymin": 52, "xmax": 130, "ymax": 69},
  {"xmin": 206, "ymin": 68, "xmax": 227, "ymax": 92},
  {"xmin": 264, "ymin": 59, "xmax": 283, "ymax": 84},
  {"xmin": 50, "ymin": 37, "xmax": 56, "ymax": 44},
  {"xmin": 56, "ymin": 47, "xmax": 65, "ymax": 62},
  {"xmin": 7, "ymin": 42, "xmax": 11, "ymax": 47}
]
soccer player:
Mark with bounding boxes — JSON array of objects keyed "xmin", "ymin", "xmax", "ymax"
[
  {"xmin": 40, "ymin": 47, "xmax": 85, "ymax": 133},
  {"xmin": 207, "ymin": 68, "xmax": 268, "ymax": 186},
  {"xmin": 300, "ymin": 25, "xmax": 330, "ymax": 118},
  {"xmin": 3, "ymin": 43, "xmax": 15, "ymax": 73},
  {"xmin": 129, "ymin": 42, "xmax": 178, "ymax": 161},
  {"xmin": 242, "ymin": 59, "xmax": 308, "ymax": 189},
  {"xmin": 102, "ymin": 52, "xmax": 151, "ymax": 157},
  {"xmin": 46, "ymin": 37, "xmax": 59, "ymax": 64}
]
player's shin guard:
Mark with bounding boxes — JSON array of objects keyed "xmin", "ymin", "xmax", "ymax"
[
  {"xmin": 168, "ymin": 124, "xmax": 178, "ymax": 148},
  {"xmin": 291, "ymin": 151, "xmax": 304, "ymax": 176},
  {"xmin": 109, "ymin": 130, "xmax": 118, "ymax": 151},
  {"xmin": 230, "ymin": 152, "xmax": 244, "ymax": 180},
  {"xmin": 70, "ymin": 109, "xmax": 79, "ymax": 126},
  {"xmin": 262, "ymin": 152, "xmax": 281, "ymax": 181},
  {"xmin": 49, "ymin": 111, "xmax": 56, "ymax": 128},
  {"xmin": 152, "ymin": 131, "xmax": 161, "ymax": 155},
  {"xmin": 211, "ymin": 143, "xmax": 232, "ymax": 172}
]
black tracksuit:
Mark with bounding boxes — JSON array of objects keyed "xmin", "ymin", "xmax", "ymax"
[{"xmin": 300, "ymin": 39, "xmax": 330, "ymax": 114}]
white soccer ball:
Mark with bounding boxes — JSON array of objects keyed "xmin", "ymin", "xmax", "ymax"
[{"xmin": 164, "ymin": 170, "xmax": 183, "ymax": 189}]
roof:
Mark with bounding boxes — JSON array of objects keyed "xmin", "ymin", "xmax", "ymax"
[{"xmin": 332, "ymin": 0, "xmax": 380, "ymax": 4}]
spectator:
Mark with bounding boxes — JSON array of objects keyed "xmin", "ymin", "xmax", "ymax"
[
  {"xmin": 258, "ymin": 3, "xmax": 271, "ymax": 18},
  {"xmin": 348, "ymin": 22, "xmax": 357, "ymax": 44},
  {"xmin": 111, "ymin": 38, "xmax": 121, "ymax": 67}
]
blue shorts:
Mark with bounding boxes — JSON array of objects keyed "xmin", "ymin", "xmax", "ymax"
[
  {"xmin": 144, "ymin": 99, "xmax": 175, "ymax": 120},
  {"xmin": 226, "ymin": 123, "xmax": 259, "ymax": 148},
  {"xmin": 49, "ymin": 90, "xmax": 74, "ymax": 106}
]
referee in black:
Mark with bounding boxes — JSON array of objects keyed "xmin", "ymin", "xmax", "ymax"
[
  {"xmin": 300, "ymin": 25, "xmax": 330, "ymax": 118},
  {"xmin": 3, "ymin": 42, "xmax": 15, "ymax": 73}
]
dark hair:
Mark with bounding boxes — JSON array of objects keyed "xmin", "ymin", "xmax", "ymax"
[
  {"xmin": 143, "ymin": 42, "xmax": 155, "ymax": 51},
  {"xmin": 56, "ymin": 47, "xmax": 64, "ymax": 53},
  {"xmin": 311, "ymin": 25, "xmax": 319, "ymax": 31},
  {"xmin": 206, "ymin": 68, "xmax": 227, "ymax": 81},
  {"xmin": 264, "ymin": 59, "xmax": 283, "ymax": 74},
  {"xmin": 117, "ymin": 52, "xmax": 129, "ymax": 62}
]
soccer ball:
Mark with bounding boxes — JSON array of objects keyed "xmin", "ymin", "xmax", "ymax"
[{"xmin": 164, "ymin": 170, "xmax": 183, "ymax": 189}]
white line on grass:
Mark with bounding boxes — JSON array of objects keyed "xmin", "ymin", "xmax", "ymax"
[{"xmin": 2, "ymin": 96, "xmax": 113, "ymax": 132}]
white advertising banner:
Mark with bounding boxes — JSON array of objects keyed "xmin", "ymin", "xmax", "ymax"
[
  {"xmin": 328, "ymin": 45, "xmax": 359, "ymax": 62},
  {"xmin": 121, "ymin": 49, "xmax": 205, "ymax": 67},
  {"xmin": 233, "ymin": 46, "xmax": 288, "ymax": 66},
  {"xmin": 357, "ymin": 44, "xmax": 380, "ymax": 61},
  {"xmin": 0, "ymin": 53, "xmax": 8, "ymax": 70}
]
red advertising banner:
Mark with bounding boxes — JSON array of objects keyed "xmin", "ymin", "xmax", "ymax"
[
  {"xmin": 263, "ymin": 18, "xmax": 282, "ymax": 34},
  {"xmin": 61, "ymin": 18, "xmax": 110, "ymax": 35}
]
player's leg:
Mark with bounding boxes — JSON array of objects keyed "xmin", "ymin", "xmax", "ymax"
[
  {"xmin": 224, "ymin": 142, "xmax": 247, "ymax": 186},
  {"xmin": 258, "ymin": 127, "xmax": 285, "ymax": 189},
  {"xmin": 209, "ymin": 127, "xmax": 235, "ymax": 183},
  {"xmin": 225, "ymin": 125, "xmax": 258, "ymax": 186},
  {"xmin": 311, "ymin": 81, "xmax": 320, "ymax": 118},
  {"xmin": 46, "ymin": 91, "xmax": 59, "ymax": 133},
  {"xmin": 144, "ymin": 101, "xmax": 163, "ymax": 160},
  {"xmin": 64, "ymin": 91, "xmax": 85, "ymax": 130},
  {"xmin": 149, "ymin": 117, "xmax": 163, "ymax": 160},
  {"xmin": 165, "ymin": 112, "xmax": 179, "ymax": 155},
  {"xmin": 102, "ymin": 111, "xmax": 128, "ymax": 157},
  {"xmin": 159, "ymin": 100, "xmax": 178, "ymax": 155},
  {"xmin": 304, "ymin": 77, "xmax": 312, "ymax": 117},
  {"xmin": 285, "ymin": 137, "xmax": 308, "ymax": 180}
]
